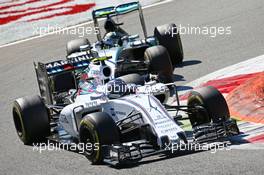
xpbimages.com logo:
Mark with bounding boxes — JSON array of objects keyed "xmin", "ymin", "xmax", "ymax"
[
  {"xmin": 165, "ymin": 24, "xmax": 232, "ymax": 38},
  {"xmin": 33, "ymin": 24, "xmax": 100, "ymax": 37},
  {"xmin": 32, "ymin": 140, "xmax": 99, "ymax": 154},
  {"xmin": 164, "ymin": 141, "xmax": 231, "ymax": 154}
]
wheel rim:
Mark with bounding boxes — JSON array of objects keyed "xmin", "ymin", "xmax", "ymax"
[
  {"xmin": 81, "ymin": 126, "xmax": 97, "ymax": 157},
  {"xmin": 188, "ymin": 100, "xmax": 210, "ymax": 126}
]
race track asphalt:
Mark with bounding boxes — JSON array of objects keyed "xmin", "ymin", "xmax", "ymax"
[{"xmin": 0, "ymin": 0, "xmax": 264, "ymax": 174}]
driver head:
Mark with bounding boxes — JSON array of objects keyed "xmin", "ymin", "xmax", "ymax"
[{"xmin": 84, "ymin": 63, "xmax": 111, "ymax": 84}]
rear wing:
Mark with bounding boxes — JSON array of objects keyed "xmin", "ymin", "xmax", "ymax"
[
  {"xmin": 34, "ymin": 55, "xmax": 91, "ymax": 104},
  {"xmin": 92, "ymin": 1, "xmax": 147, "ymax": 41},
  {"xmin": 92, "ymin": 2, "xmax": 140, "ymax": 19}
]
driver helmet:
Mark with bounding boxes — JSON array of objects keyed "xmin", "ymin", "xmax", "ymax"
[
  {"xmin": 103, "ymin": 32, "xmax": 121, "ymax": 46},
  {"xmin": 78, "ymin": 63, "xmax": 110, "ymax": 95}
]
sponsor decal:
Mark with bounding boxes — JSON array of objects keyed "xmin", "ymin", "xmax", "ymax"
[
  {"xmin": 85, "ymin": 101, "xmax": 98, "ymax": 108},
  {"xmin": 45, "ymin": 55, "xmax": 91, "ymax": 69}
]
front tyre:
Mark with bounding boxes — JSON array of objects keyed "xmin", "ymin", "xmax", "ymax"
[
  {"xmin": 187, "ymin": 86, "xmax": 230, "ymax": 127},
  {"xmin": 79, "ymin": 112, "xmax": 120, "ymax": 164},
  {"xmin": 12, "ymin": 95, "xmax": 50, "ymax": 145}
]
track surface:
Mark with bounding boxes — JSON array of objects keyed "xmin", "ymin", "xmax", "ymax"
[{"xmin": 1, "ymin": 0, "xmax": 264, "ymax": 174}]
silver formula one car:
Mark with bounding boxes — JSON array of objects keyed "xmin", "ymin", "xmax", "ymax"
[
  {"xmin": 12, "ymin": 55, "xmax": 239, "ymax": 166},
  {"xmin": 66, "ymin": 1, "xmax": 183, "ymax": 80}
]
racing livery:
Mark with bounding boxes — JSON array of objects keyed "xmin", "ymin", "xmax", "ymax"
[
  {"xmin": 66, "ymin": 2, "xmax": 184, "ymax": 80},
  {"xmin": 12, "ymin": 54, "xmax": 240, "ymax": 166}
]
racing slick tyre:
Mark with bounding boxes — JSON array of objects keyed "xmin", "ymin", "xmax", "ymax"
[
  {"xmin": 79, "ymin": 112, "xmax": 120, "ymax": 164},
  {"xmin": 66, "ymin": 38, "xmax": 90, "ymax": 55},
  {"xmin": 144, "ymin": 45, "xmax": 173, "ymax": 83},
  {"xmin": 117, "ymin": 73, "xmax": 145, "ymax": 85},
  {"xmin": 154, "ymin": 23, "xmax": 183, "ymax": 65},
  {"xmin": 12, "ymin": 95, "xmax": 50, "ymax": 145},
  {"xmin": 187, "ymin": 86, "xmax": 230, "ymax": 127}
]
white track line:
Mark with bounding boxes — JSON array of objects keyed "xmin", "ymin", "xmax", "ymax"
[
  {"xmin": 0, "ymin": 0, "xmax": 172, "ymax": 49},
  {"xmin": 230, "ymin": 143, "xmax": 264, "ymax": 150}
]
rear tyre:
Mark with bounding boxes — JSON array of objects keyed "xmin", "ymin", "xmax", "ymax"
[
  {"xmin": 144, "ymin": 45, "xmax": 173, "ymax": 83},
  {"xmin": 79, "ymin": 112, "xmax": 120, "ymax": 164},
  {"xmin": 117, "ymin": 73, "xmax": 145, "ymax": 85},
  {"xmin": 12, "ymin": 95, "xmax": 50, "ymax": 145},
  {"xmin": 66, "ymin": 38, "xmax": 90, "ymax": 55},
  {"xmin": 154, "ymin": 23, "xmax": 183, "ymax": 65},
  {"xmin": 187, "ymin": 86, "xmax": 230, "ymax": 127}
]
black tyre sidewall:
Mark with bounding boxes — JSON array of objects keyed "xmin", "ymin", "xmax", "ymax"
[
  {"xmin": 13, "ymin": 102, "xmax": 27, "ymax": 143},
  {"xmin": 79, "ymin": 112, "xmax": 120, "ymax": 164},
  {"xmin": 79, "ymin": 118, "xmax": 101, "ymax": 164},
  {"xmin": 187, "ymin": 92, "xmax": 211, "ymax": 126},
  {"xmin": 188, "ymin": 86, "xmax": 230, "ymax": 127},
  {"xmin": 12, "ymin": 95, "xmax": 50, "ymax": 145},
  {"xmin": 154, "ymin": 23, "xmax": 183, "ymax": 65}
]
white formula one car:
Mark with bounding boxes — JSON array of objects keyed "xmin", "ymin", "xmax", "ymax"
[{"xmin": 12, "ymin": 56, "xmax": 239, "ymax": 166}]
